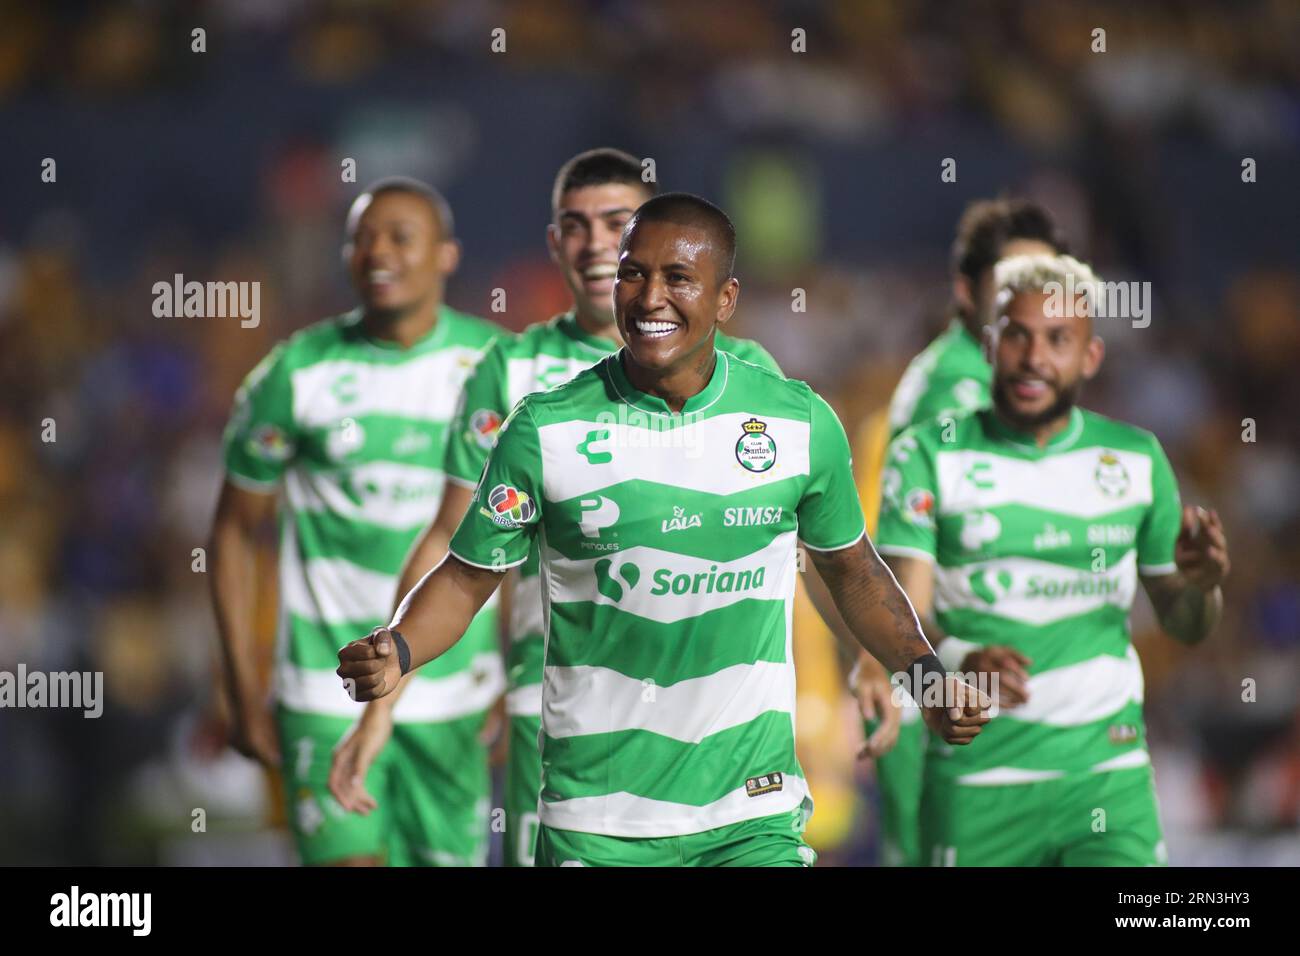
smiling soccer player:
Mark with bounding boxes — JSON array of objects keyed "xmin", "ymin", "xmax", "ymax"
[{"xmin": 337, "ymin": 193, "xmax": 990, "ymax": 866}]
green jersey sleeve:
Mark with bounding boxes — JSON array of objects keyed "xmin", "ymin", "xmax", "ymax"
[
  {"xmin": 222, "ymin": 343, "xmax": 298, "ymax": 490},
  {"xmin": 874, "ymin": 428, "xmax": 939, "ymax": 561},
  {"xmin": 1138, "ymin": 434, "xmax": 1181, "ymax": 575},
  {"xmin": 797, "ymin": 392, "xmax": 867, "ymax": 550},
  {"xmin": 444, "ymin": 340, "xmax": 510, "ymax": 488},
  {"xmin": 447, "ymin": 399, "xmax": 543, "ymax": 570}
]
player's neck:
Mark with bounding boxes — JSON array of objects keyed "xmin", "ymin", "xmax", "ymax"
[
  {"xmin": 362, "ymin": 299, "xmax": 441, "ymax": 349},
  {"xmin": 992, "ymin": 405, "xmax": 1074, "ymax": 448},
  {"xmin": 622, "ymin": 343, "xmax": 718, "ymax": 414},
  {"xmin": 573, "ymin": 304, "xmax": 623, "ymax": 345}
]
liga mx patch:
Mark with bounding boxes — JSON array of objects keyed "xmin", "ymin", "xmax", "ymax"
[{"xmin": 746, "ymin": 771, "xmax": 784, "ymax": 797}]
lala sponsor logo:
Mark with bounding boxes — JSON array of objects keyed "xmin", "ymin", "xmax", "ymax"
[{"xmin": 662, "ymin": 506, "xmax": 703, "ymax": 533}]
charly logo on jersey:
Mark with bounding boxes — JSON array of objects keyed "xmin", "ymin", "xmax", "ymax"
[
  {"xmin": 482, "ymin": 483, "xmax": 537, "ymax": 528},
  {"xmin": 735, "ymin": 418, "xmax": 777, "ymax": 473},
  {"xmin": 326, "ymin": 418, "xmax": 366, "ymax": 461},
  {"xmin": 578, "ymin": 496, "xmax": 620, "ymax": 543},
  {"xmin": 964, "ymin": 460, "xmax": 994, "ymax": 490},
  {"xmin": 723, "ymin": 506, "xmax": 783, "ymax": 527},
  {"xmin": 1094, "ymin": 451, "xmax": 1130, "ymax": 497},
  {"xmin": 594, "ymin": 558, "xmax": 768, "ymax": 603},
  {"xmin": 960, "ymin": 511, "xmax": 1001, "ymax": 551},
  {"xmin": 662, "ymin": 506, "xmax": 702, "ymax": 533},
  {"xmin": 467, "ymin": 409, "xmax": 502, "ymax": 451},
  {"xmin": 329, "ymin": 373, "xmax": 359, "ymax": 405},
  {"xmin": 577, "ymin": 429, "xmax": 613, "ymax": 465}
]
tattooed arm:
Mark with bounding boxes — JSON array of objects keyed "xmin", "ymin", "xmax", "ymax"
[{"xmin": 808, "ymin": 536, "xmax": 990, "ymax": 746}]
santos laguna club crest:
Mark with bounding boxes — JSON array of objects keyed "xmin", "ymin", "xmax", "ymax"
[
  {"xmin": 735, "ymin": 418, "xmax": 777, "ymax": 473},
  {"xmin": 1094, "ymin": 451, "xmax": 1130, "ymax": 497}
]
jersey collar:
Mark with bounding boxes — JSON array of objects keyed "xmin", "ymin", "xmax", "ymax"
[
  {"xmin": 984, "ymin": 405, "xmax": 1085, "ymax": 454},
  {"xmin": 605, "ymin": 346, "xmax": 729, "ymax": 416}
]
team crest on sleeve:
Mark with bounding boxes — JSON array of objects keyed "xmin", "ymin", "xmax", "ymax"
[
  {"xmin": 247, "ymin": 423, "xmax": 293, "ymax": 462},
  {"xmin": 467, "ymin": 408, "xmax": 503, "ymax": 450},
  {"xmin": 735, "ymin": 418, "xmax": 777, "ymax": 473},
  {"xmin": 1094, "ymin": 451, "xmax": 1130, "ymax": 497},
  {"xmin": 904, "ymin": 488, "xmax": 935, "ymax": 528},
  {"xmin": 482, "ymin": 483, "xmax": 537, "ymax": 528}
]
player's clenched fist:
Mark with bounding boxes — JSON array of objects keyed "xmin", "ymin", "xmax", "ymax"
[
  {"xmin": 921, "ymin": 676, "xmax": 992, "ymax": 746},
  {"xmin": 337, "ymin": 626, "xmax": 405, "ymax": 701}
]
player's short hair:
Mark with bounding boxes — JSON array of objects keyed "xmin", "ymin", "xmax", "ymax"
[
  {"xmin": 621, "ymin": 192, "xmax": 737, "ymax": 283},
  {"xmin": 951, "ymin": 198, "xmax": 1068, "ymax": 284},
  {"xmin": 994, "ymin": 253, "xmax": 1102, "ymax": 317},
  {"xmin": 552, "ymin": 148, "xmax": 654, "ymax": 215},
  {"xmin": 350, "ymin": 176, "xmax": 455, "ymax": 239}
]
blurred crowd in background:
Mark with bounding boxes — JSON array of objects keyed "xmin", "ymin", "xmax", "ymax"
[{"xmin": 1, "ymin": 0, "xmax": 1297, "ymax": 864}]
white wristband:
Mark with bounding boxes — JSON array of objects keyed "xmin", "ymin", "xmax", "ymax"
[{"xmin": 936, "ymin": 636, "xmax": 981, "ymax": 674}]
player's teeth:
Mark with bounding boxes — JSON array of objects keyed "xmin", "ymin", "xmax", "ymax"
[
  {"xmin": 636, "ymin": 320, "xmax": 678, "ymax": 337},
  {"xmin": 584, "ymin": 265, "xmax": 616, "ymax": 278}
]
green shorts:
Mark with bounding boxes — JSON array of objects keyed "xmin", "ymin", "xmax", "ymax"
[
  {"xmin": 277, "ymin": 706, "xmax": 490, "ymax": 866},
  {"xmin": 536, "ymin": 810, "xmax": 817, "ymax": 867},
  {"xmin": 504, "ymin": 713, "xmax": 542, "ymax": 867},
  {"xmin": 864, "ymin": 714, "xmax": 926, "ymax": 866},
  {"xmin": 920, "ymin": 763, "xmax": 1167, "ymax": 867}
]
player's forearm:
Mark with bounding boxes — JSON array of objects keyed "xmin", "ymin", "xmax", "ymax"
[
  {"xmin": 1158, "ymin": 583, "xmax": 1222, "ymax": 645},
  {"xmin": 809, "ymin": 539, "xmax": 935, "ymax": 675},
  {"xmin": 208, "ymin": 518, "xmax": 266, "ymax": 710},
  {"xmin": 389, "ymin": 554, "xmax": 503, "ymax": 671}
]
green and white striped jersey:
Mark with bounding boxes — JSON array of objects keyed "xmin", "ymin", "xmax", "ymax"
[
  {"xmin": 448, "ymin": 347, "xmax": 864, "ymax": 837},
  {"xmin": 875, "ymin": 407, "xmax": 1182, "ymax": 785},
  {"xmin": 887, "ymin": 319, "xmax": 990, "ymax": 437},
  {"xmin": 222, "ymin": 307, "xmax": 506, "ymax": 724},
  {"xmin": 443, "ymin": 312, "xmax": 782, "ymax": 722}
]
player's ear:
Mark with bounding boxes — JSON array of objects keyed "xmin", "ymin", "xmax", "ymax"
[
  {"xmin": 716, "ymin": 276, "xmax": 739, "ymax": 327},
  {"xmin": 1082, "ymin": 333, "xmax": 1105, "ymax": 380},
  {"xmin": 341, "ymin": 241, "xmax": 354, "ymax": 269},
  {"xmin": 437, "ymin": 238, "xmax": 462, "ymax": 276},
  {"xmin": 980, "ymin": 320, "xmax": 999, "ymax": 364},
  {"xmin": 545, "ymin": 223, "xmax": 562, "ymax": 265},
  {"xmin": 953, "ymin": 274, "xmax": 976, "ymax": 317}
]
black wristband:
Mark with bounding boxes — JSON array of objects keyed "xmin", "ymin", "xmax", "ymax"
[
  {"xmin": 898, "ymin": 652, "xmax": 946, "ymax": 706},
  {"xmin": 389, "ymin": 628, "xmax": 412, "ymax": 676}
]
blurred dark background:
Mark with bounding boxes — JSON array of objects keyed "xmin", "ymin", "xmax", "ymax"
[{"xmin": 0, "ymin": 0, "xmax": 1297, "ymax": 865}]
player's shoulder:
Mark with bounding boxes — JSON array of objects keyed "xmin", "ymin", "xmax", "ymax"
[
  {"xmin": 510, "ymin": 314, "xmax": 572, "ymax": 353},
  {"xmin": 262, "ymin": 311, "xmax": 362, "ymax": 372},
  {"xmin": 1077, "ymin": 408, "xmax": 1166, "ymax": 456},
  {"xmin": 721, "ymin": 349, "xmax": 806, "ymax": 405},
  {"xmin": 439, "ymin": 305, "xmax": 506, "ymax": 347},
  {"xmin": 509, "ymin": 353, "xmax": 610, "ymax": 423},
  {"xmin": 715, "ymin": 332, "xmax": 781, "ymax": 375},
  {"xmin": 892, "ymin": 406, "xmax": 984, "ymax": 454}
]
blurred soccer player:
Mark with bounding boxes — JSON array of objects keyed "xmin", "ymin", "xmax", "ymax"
[
  {"xmin": 875, "ymin": 253, "xmax": 1229, "ymax": 865},
  {"xmin": 847, "ymin": 198, "xmax": 1070, "ymax": 867},
  {"xmin": 328, "ymin": 150, "xmax": 780, "ymax": 866},
  {"xmin": 210, "ymin": 178, "xmax": 505, "ymax": 866}
]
